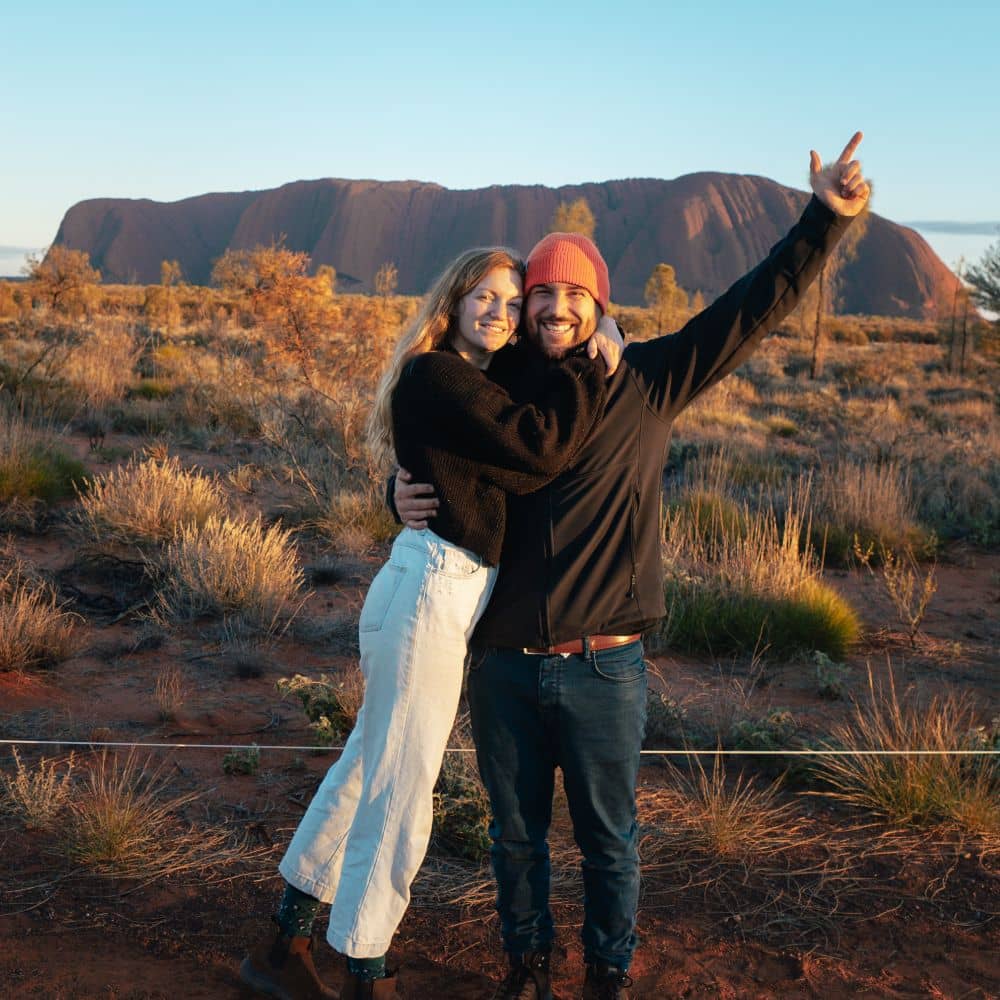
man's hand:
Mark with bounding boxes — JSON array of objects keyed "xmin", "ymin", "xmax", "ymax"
[
  {"xmin": 395, "ymin": 467, "xmax": 439, "ymax": 530},
  {"xmin": 810, "ymin": 131, "xmax": 871, "ymax": 217},
  {"xmin": 587, "ymin": 315, "xmax": 624, "ymax": 375}
]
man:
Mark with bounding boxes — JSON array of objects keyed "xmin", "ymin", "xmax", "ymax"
[{"xmin": 396, "ymin": 135, "xmax": 870, "ymax": 999}]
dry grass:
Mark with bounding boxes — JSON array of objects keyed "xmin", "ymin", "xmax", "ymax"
[
  {"xmin": 0, "ymin": 747, "xmax": 75, "ymax": 829},
  {"xmin": 158, "ymin": 514, "xmax": 306, "ymax": 633},
  {"xmin": 55, "ymin": 750, "xmax": 259, "ymax": 882},
  {"xmin": 153, "ymin": 664, "xmax": 190, "ymax": 721},
  {"xmin": 660, "ymin": 487, "xmax": 860, "ymax": 659},
  {"xmin": 0, "ymin": 408, "xmax": 87, "ymax": 506},
  {"xmin": 0, "ymin": 570, "xmax": 81, "ymax": 672},
  {"xmin": 74, "ymin": 454, "xmax": 228, "ymax": 548},
  {"xmin": 813, "ymin": 458, "xmax": 932, "ymax": 565},
  {"xmin": 812, "ymin": 668, "xmax": 1000, "ymax": 836}
]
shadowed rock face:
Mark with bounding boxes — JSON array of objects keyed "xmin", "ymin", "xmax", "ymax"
[{"xmin": 52, "ymin": 174, "xmax": 956, "ymax": 316}]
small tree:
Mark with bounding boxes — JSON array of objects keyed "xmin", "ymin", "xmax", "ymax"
[
  {"xmin": 374, "ymin": 261, "xmax": 398, "ymax": 298},
  {"xmin": 809, "ymin": 202, "xmax": 871, "ymax": 379},
  {"xmin": 549, "ymin": 198, "xmax": 596, "ymax": 240},
  {"xmin": 964, "ymin": 240, "xmax": 1000, "ymax": 316},
  {"xmin": 25, "ymin": 246, "xmax": 101, "ymax": 314},
  {"xmin": 644, "ymin": 263, "xmax": 688, "ymax": 335}
]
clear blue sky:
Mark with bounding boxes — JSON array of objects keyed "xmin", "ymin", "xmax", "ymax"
[{"xmin": 2, "ymin": 0, "xmax": 997, "ymax": 249}]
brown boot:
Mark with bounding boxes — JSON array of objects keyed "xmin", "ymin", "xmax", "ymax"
[
  {"xmin": 341, "ymin": 969, "xmax": 398, "ymax": 999},
  {"xmin": 239, "ymin": 919, "xmax": 339, "ymax": 1000},
  {"xmin": 582, "ymin": 962, "xmax": 633, "ymax": 999}
]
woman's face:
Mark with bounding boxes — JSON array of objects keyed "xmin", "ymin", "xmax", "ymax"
[{"xmin": 450, "ymin": 266, "xmax": 523, "ymax": 369}]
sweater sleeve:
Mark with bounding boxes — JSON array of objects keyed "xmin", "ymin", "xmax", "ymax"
[
  {"xmin": 625, "ymin": 195, "xmax": 853, "ymax": 420},
  {"xmin": 396, "ymin": 351, "xmax": 607, "ymax": 494}
]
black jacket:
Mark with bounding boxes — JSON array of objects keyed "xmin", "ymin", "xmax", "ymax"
[{"xmin": 473, "ymin": 195, "xmax": 853, "ymax": 648}]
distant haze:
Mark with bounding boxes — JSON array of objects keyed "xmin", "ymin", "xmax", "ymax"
[
  {"xmin": 908, "ymin": 227, "xmax": 997, "ymax": 274},
  {"xmin": 0, "ymin": 247, "xmax": 41, "ymax": 279}
]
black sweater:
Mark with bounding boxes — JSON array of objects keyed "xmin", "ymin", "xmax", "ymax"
[
  {"xmin": 390, "ymin": 347, "xmax": 607, "ymax": 566},
  {"xmin": 474, "ymin": 196, "xmax": 853, "ymax": 646}
]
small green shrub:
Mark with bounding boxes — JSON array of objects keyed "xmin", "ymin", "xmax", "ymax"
[
  {"xmin": 731, "ymin": 709, "xmax": 798, "ymax": 752},
  {"xmin": 431, "ymin": 717, "xmax": 491, "ymax": 862},
  {"xmin": 643, "ymin": 690, "xmax": 688, "ymax": 749},
  {"xmin": 276, "ymin": 670, "xmax": 365, "ymax": 746},
  {"xmin": 813, "ymin": 651, "xmax": 848, "ymax": 700},
  {"xmin": 0, "ymin": 411, "xmax": 87, "ymax": 505},
  {"xmin": 222, "ymin": 744, "xmax": 260, "ymax": 776}
]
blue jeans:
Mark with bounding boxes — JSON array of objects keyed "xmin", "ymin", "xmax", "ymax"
[{"xmin": 467, "ymin": 641, "xmax": 647, "ymax": 970}]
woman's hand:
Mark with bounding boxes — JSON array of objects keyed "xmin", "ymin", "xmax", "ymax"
[{"xmin": 587, "ymin": 315, "xmax": 624, "ymax": 375}]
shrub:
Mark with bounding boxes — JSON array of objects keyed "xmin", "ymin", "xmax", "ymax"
[
  {"xmin": 276, "ymin": 669, "xmax": 365, "ymax": 746},
  {"xmin": 431, "ymin": 716, "xmax": 491, "ymax": 862},
  {"xmin": 0, "ymin": 572, "xmax": 80, "ymax": 672},
  {"xmin": 0, "ymin": 410, "xmax": 86, "ymax": 505},
  {"xmin": 74, "ymin": 455, "xmax": 227, "ymax": 547},
  {"xmin": 0, "ymin": 747, "xmax": 75, "ymax": 829},
  {"xmin": 222, "ymin": 744, "xmax": 260, "ymax": 775},
  {"xmin": 158, "ymin": 515, "xmax": 305, "ymax": 633},
  {"xmin": 660, "ymin": 497, "xmax": 860, "ymax": 660},
  {"xmin": 643, "ymin": 690, "xmax": 689, "ymax": 750},
  {"xmin": 812, "ymin": 458, "xmax": 935, "ymax": 566},
  {"xmin": 57, "ymin": 750, "xmax": 240, "ymax": 879},
  {"xmin": 812, "ymin": 671, "xmax": 1000, "ymax": 834}
]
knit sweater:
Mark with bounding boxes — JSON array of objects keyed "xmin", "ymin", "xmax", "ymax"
[{"xmin": 390, "ymin": 347, "xmax": 607, "ymax": 565}]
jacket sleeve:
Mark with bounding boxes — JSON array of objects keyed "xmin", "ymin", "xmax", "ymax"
[
  {"xmin": 625, "ymin": 195, "xmax": 853, "ymax": 419},
  {"xmin": 399, "ymin": 351, "xmax": 607, "ymax": 494}
]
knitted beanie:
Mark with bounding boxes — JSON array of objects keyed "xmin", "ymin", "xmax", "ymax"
[{"xmin": 524, "ymin": 233, "xmax": 610, "ymax": 313}]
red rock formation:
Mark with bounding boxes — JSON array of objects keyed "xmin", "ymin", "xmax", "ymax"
[{"xmin": 51, "ymin": 174, "xmax": 957, "ymax": 317}]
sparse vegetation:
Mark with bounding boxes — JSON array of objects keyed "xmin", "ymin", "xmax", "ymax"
[
  {"xmin": 222, "ymin": 744, "xmax": 260, "ymax": 776},
  {"xmin": 812, "ymin": 670, "xmax": 1000, "ymax": 835},
  {"xmin": 276, "ymin": 668, "xmax": 365, "ymax": 746},
  {"xmin": 0, "ymin": 747, "xmax": 75, "ymax": 829},
  {"xmin": 158, "ymin": 514, "xmax": 305, "ymax": 633},
  {"xmin": 0, "ymin": 570, "xmax": 80, "ymax": 672},
  {"xmin": 74, "ymin": 454, "xmax": 227, "ymax": 548}
]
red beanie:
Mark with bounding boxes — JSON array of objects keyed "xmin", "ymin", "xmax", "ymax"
[{"xmin": 525, "ymin": 232, "xmax": 610, "ymax": 313}]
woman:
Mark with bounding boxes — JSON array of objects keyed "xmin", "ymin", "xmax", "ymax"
[{"xmin": 241, "ymin": 248, "xmax": 620, "ymax": 1000}]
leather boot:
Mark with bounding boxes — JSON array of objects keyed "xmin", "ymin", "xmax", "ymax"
[
  {"xmin": 341, "ymin": 969, "xmax": 398, "ymax": 999},
  {"xmin": 492, "ymin": 950, "xmax": 552, "ymax": 1000},
  {"xmin": 239, "ymin": 919, "xmax": 339, "ymax": 999},
  {"xmin": 582, "ymin": 961, "xmax": 634, "ymax": 999}
]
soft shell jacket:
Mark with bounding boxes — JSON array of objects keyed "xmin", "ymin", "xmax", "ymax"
[{"xmin": 474, "ymin": 195, "xmax": 852, "ymax": 647}]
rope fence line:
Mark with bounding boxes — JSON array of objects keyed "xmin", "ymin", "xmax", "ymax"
[{"xmin": 1, "ymin": 738, "xmax": 997, "ymax": 757}]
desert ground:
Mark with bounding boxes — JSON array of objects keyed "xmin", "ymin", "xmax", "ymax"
[{"xmin": 1, "ymin": 267, "xmax": 998, "ymax": 998}]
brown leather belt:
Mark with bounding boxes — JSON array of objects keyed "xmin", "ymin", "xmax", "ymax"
[{"xmin": 521, "ymin": 634, "xmax": 641, "ymax": 655}]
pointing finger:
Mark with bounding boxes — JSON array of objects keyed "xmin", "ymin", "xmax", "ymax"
[{"xmin": 836, "ymin": 131, "xmax": 864, "ymax": 165}]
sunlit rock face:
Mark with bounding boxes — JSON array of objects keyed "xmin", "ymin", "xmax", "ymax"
[{"xmin": 53, "ymin": 173, "xmax": 955, "ymax": 317}]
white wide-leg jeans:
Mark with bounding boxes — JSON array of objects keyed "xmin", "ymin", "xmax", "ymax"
[{"xmin": 278, "ymin": 528, "xmax": 497, "ymax": 958}]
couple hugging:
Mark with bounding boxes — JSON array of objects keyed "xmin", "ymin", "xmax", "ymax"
[{"xmin": 239, "ymin": 134, "xmax": 870, "ymax": 1000}]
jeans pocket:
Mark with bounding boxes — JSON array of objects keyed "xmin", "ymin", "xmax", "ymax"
[
  {"xmin": 358, "ymin": 564, "xmax": 405, "ymax": 633},
  {"xmin": 466, "ymin": 644, "xmax": 491, "ymax": 673},
  {"xmin": 590, "ymin": 641, "xmax": 645, "ymax": 682}
]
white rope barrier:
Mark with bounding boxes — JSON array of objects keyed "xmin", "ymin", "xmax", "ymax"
[{"xmin": 0, "ymin": 738, "xmax": 996, "ymax": 756}]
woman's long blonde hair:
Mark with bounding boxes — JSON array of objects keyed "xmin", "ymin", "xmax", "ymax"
[{"xmin": 367, "ymin": 247, "xmax": 525, "ymax": 469}]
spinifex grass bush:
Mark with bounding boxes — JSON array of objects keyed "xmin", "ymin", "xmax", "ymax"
[
  {"xmin": 812, "ymin": 458, "xmax": 935, "ymax": 566},
  {"xmin": 57, "ymin": 750, "xmax": 250, "ymax": 880},
  {"xmin": 0, "ymin": 570, "xmax": 80, "ymax": 672},
  {"xmin": 812, "ymin": 670, "xmax": 1000, "ymax": 835},
  {"xmin": 158, "ymin": 514, "xmax": 306, "ymax": 633},
  {"xmin": 661, "ymin": 491, "xmax": 860, "ymax": 660},
  {"xmin": 0, "ymin": 747, "xmax": 75, "ymax": 829},
  {"xmin": 74, "ymin": 454, "xmax": 227, "ymax": 547},
  {"xmin": 0, "ymin": 408, "xmax": 87, "ymax": 506}
]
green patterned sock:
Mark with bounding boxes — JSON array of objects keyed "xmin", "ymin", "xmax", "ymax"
[
  {"xmin": 275, "ymin": 882, "xmax": 322, "ymax": 938},
  {"xmin": 347, "ymin": 955, "xmax": 387, "ymax": 981}
]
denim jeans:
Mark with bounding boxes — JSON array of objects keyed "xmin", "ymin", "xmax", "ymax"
[
  {"xmin": 467, "ymin": 641, "xmax": 647, "ymax": 970},
  {"xmin": 279, "ymin": 528, "xmax": 497, "ymax": 957}
]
